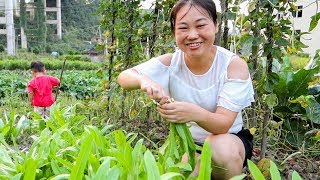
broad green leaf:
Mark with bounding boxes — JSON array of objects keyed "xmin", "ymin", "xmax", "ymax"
[
  {"xmin": 306, "ymin": 97, "xmax": 320, "ymax": 124},
  {"xmin": 88, "ymin": 154, "xmax": 100, "ymax": 174},
  {"xmin": 48, "ymin": 174, "xmax": 70, "ymax": 180},
  {"xmin": 309, "ymin": 12, "xmax": 320, "ymax": 31},
  {"xmin": 229, "ymin": 174, "xmax": 246, "ymax": 180},
  {"xmin": 288, "ymin": 68, "xmax": 318, "ymax": 98},
  {"xmin": 52, "ymin": 107, "xmax": 66, "ymax": 127},
  {"xmin": 289, "ymin": 95, "xmax": 312, "ymax": 108},
  {"xmin": 132, "ymin": 139, "xmax": 144, "ymax": 177},
  {"xmin": 23, "ymin": 158, "xmax": 37, "ymax": 180},
  {"xmin": 113, "ymin": 130, "xmax": 127, "ymax": 148},
  {"xmin": 174, "ymin": 162, "xmax": 192, "ymax": 171},
  {"xmin": 93, "ymin": 157, "xmax": 117, "ymax": 180},
  {"xmin": 11, "ymin": 173, "xmax": 23, "ymax": 180},
  {"xmin": 247, "ymin": 160, "xmax": 265, "ymax": 180},
  {"xmin": 51, "ymin": 160, "xmax": 63, "ymax": 175},
  {"xmin": 87, "ymin": 126, "xmax": 106, "ymax": 148},
  {"xmin": 16, "ymin": 115, "xmax": 29, "ymax": 132},
  {"xmin": 264, "ymin": 72, "xmax": 280, "ymax": 93},
  {"xmin": 144, "ymin": 150, "xmax": 160, "ymax": 180},
  {"xmin": 1, "ymin": 126, "xmax": 10, "ymax": 136},
  {"xmin": 239, "ymin": 33, "xmax": 254, "ymax": 47},
  {"xmin": 160, "ymin": 172, "xmax": 184, "ymax": 180},
  {"xmin": 54, "ymin": 156, "xmax": 74, "ymax": 170},
  {"xmin": 27, "ymin": 129, "xmax": 51, "ymax": 158},
  {"xmin": 269, "ymin": 161, "xmax": 281, "ymax": 180},
  {"xmin": 197, "ymin": 141, "xmax": 212, "ymax": 180},
  {"xmin": 275, "ymin": 38, "xmax": 289, "ymax": 47},
  {"xmin": 175, "ymin": 124, "xmax": 195, "ymax": 163},
  {"xmin": 70, "ymin": 134, "xmax": 93, "ymax": 180},
  {"xmin": 105, "ymin": 166, "xmax": 120, "ymax": 180},
  {"xmin": 263, "ymin": 94, "xmax": 278, "ymax": 109},
  {"xmin": 29, "ymin": 132, "xmax": 51, "ymax": 160},
  {"xmin": 132, "ymin": 139, "xmax": 144, "ymax": 163},
  {"xmin": 291, "ymin": 171, "xmax": 302, "ymax": 180},
  {"xmin": 0, "ymin": 146, "xmax": 15, "ymax": 168}
]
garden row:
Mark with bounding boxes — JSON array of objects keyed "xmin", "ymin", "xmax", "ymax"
[
  {"xmin": 0, "ymin": 104, "xmax": 303, "ymax": 180},
  {"xmin": 0, "ymin": 70, "xmax": 105, "ymax": 100},
  {"xmin": 0, "ymin": 59, "xmax": 102, "ymax": 70}
]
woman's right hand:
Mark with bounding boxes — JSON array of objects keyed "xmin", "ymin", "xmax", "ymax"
[{"xmin": 139, "ymin": 76, "xmax": 169, "ymax": 104}]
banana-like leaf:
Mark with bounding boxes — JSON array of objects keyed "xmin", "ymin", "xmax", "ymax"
[
  {"xmin": 197, "ymin": 141, "xmax": 212, "ymax": 180},
  {"xmin": 269, "ymin": 161, "xmax": 281, "ymax": 180},
  {"xmin": 144, "ymin": 150, "xmax": 160, "ymax": 180},
  {"xmin": 248, "ymin": 160, "xmax": 265, "ymax": 180},
  {"xmin": 23, "ymin": 158, "xmax": 37, "ymax": 180},
  {"xmin": 70, "ymin": 134, "xmax": 93, "ymax": 180}
]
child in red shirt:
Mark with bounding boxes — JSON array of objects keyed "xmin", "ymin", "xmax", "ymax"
[{"xmin": 27, "ymin": 61, "xmax": 60, "ymax": 118}]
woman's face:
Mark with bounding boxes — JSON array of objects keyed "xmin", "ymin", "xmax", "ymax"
[{"xmin": 174, "ymin": 5, "xmax": 218, "ymax": 58}]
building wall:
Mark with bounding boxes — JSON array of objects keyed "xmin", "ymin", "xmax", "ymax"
[
  {"xmin": 293, "ymin": 0, "xmax": 320, "ymax": 57},
  {"xmin": 0, "ymin": 0, "xmax": 62, "ymax": 50},
  {"xmin": 0, "ymin": 0, "xmax": 7, "ymax": 35}
]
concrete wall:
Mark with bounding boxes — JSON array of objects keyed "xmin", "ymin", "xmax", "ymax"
[
  {"xmin": 0, "ymin": 0, "xmax": 62, "ymax": 52},
  {"xmin": 292, "ymin": 0, "xmax": 320, "ymax": 57}
]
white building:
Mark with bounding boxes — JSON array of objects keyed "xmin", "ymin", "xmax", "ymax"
[
  {"xmin": 0, "ymin": 0, "xmax": 62, "ymax": 54},
  {"xmin": 292, "ymin": 0, "xmax": 320, "ymax": 57}
]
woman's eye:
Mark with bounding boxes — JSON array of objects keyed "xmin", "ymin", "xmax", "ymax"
[
  {"xmin": 178, "ymin": 27, "xmax": 187, "ymax": 30},
  {"xmin": 198, "ymin": 24, "xmax": 205, "ymax": 28}
]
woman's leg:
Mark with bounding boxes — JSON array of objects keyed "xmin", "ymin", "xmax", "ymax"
[{"xmin": 206, "ymin": 133, "xmax": 246, "ymax": 179}]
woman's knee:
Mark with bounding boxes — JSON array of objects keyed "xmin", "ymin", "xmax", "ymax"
[{"xmin": 205, "ymin": 134, "xmax": 245, "ymax": 166}]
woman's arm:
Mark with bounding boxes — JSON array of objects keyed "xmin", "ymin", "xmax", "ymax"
[
  {"xmin": 117, "ymin": 54, "xmax": 172, "ymax": 102},
  {"xmin": 117, "ymin": 68, "xmax": 145, "ymax": 90}
]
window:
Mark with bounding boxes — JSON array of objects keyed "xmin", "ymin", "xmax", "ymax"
[
  {"xmin": 277, "ymin": 12, "xmax": 284, "ymax": 20},
  {"xmin": 46, "ymin": 0, "xmax": 57, "ymax": 7},
  {"xmin": 292, "ymin": 6, "xmax": 303, "ymax": 18}
]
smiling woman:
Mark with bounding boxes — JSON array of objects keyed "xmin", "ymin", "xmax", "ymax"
[{"xmin": 117, "ymin": 0, "xmax": 254, "ymax": 179}]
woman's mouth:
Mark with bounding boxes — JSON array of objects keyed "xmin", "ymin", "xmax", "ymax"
[{"xmin": 187, "ymin": 42, "xmax": 202, "ymax": 49}]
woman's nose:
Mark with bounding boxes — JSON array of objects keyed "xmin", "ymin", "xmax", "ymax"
[{"xmin": 187, "ymin": 29, "xmax": 199, "ymax": 39}]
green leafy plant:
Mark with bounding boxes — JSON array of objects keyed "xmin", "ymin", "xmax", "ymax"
[{"xmin": 247, "ymin": 159, "xmax": 302, "ymax": 180}]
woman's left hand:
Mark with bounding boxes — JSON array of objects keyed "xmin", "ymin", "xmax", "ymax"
[{"xmin": 156, "ymin": 101, "xmax": 202, "ymax": 123}]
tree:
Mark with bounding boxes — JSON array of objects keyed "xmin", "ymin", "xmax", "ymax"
[{"xmin": 35, "ymin": 0, "xmax": 46, "ymax": 52}]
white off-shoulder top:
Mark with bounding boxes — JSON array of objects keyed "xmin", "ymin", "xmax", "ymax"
[{"xmin": 133, "ymin": 46, "xmax": 254, "ymax": 144}]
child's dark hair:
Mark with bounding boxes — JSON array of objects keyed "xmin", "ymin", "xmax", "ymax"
[
  {"xmin": 30, "ymin": 61, "xmax": 45, "ymax": 72},
  {"xmin": 170, "ymin": 0, "xmax": 218, "ymax": 33}
]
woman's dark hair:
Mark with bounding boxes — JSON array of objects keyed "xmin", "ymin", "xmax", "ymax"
[
  {"xmin": 30, "ymin": 61, "xmax": 45, "ymax": 72},
  {"xmin": 170, "ymin": 0, "xmax": 217, "ymax": 33}
]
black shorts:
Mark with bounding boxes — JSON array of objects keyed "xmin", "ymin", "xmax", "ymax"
[
  {"xmin": 232, "ymin": 129, "xmax": 254, "ymax": 167},
  {"xmin": 195, "ymin": 129, "xmax": 253, "ymax": 167}
]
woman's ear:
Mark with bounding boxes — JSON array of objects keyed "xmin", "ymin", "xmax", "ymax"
[{"xmin": 215, "ymin": 23, "xmax": 219, "ymax": 33}]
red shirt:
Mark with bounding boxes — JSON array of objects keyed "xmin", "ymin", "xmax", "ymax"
[{"xmin": 27, "ymin": 75, "xmax": 60, "ymax": 107}]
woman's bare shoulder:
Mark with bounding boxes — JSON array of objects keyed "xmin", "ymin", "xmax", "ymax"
[
  {"xmin": 227, "ymin": 56, "xmax": 250, "ymax": 80},
  {"xmin": 158, "ymin": 53, "xmax": 173, "ymax": 66}
]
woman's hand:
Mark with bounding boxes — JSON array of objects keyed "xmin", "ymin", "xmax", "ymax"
[
  {"xmin": 156, "ymin": 101, "xmax": 205, "ymax": 123},
  {"xmin": 139, "ymin": 77, "xmax": 169, "ymax": 103}
]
